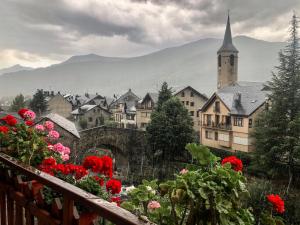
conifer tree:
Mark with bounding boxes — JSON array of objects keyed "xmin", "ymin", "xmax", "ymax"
[
  {"xmin": 10, "ymin": 94, "xmax": 25, "ymax": 112},
  {"xmin": 252, "ymin": 14, "xmax": 300, "ymax": 190},
  {"xmin": 156, "ymin": 81, "xmax": 173, "ymax": 111},
  {"xmin": 29, "ymin": 89, "xmax": 47, "ymax": 116}
]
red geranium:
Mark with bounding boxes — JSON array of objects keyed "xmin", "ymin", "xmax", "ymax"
[
  {"xmin": 25, "ymin": 120, "xmax": 34, "ymax": 126},
  {"xmin": 93, "ymin": 176, "xmax": 104, "ymax": 186},
  {"xmin": 18, "ymin": 108, "xmax": 29, "ymax": 119},
  {"xmin": 0, "ymin": 126, "xmax": 9, "ymax": 134},
  {"xmin": 111, "ymin": 196, "xmax": 121, "ymax": 206},
  {"xmin": 221, "ymin": 156, "xmax": 243, "ymax": 172},
  {"xmin": 101, "ymin": 155, "xmax": 113, "ymax": 178},
  {"xmin": 83, "ymin": 156, "xmax": 103, "ymax": 173},
  {"xmin": 106, "ymin": 179, "xmax": 121, "ymax": 194},
  {"xmin": 1, "ymin": 115, "xmax": 17, "ymax": 126},
  {"xmin": 267, "ymin": 194, "xmax": 285, "ymax": 214}
]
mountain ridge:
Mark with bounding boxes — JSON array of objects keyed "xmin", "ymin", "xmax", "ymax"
[{"xmin": 0, "ymin": 36, "xmax": 285, "ymax": 98}]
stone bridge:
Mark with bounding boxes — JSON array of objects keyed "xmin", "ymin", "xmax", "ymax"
[{"xmin": 75, "ymin": 126, "xmax": 153, "ymax": 183}]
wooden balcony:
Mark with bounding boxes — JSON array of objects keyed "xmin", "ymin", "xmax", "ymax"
[
  {"xmin": 0, "ymin": 153, "xmax": 151, "ymax": 225},
  {"xmin": 202, "ymin": 122, "xmax": 232, "ymax": 130}
]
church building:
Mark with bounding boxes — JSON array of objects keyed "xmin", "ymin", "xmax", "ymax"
[{"xmin": 199, "ymin": 15, "xmax": 269, "ymax": 152}]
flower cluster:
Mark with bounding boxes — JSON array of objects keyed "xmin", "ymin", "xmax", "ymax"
[
  {"xmin": 48, "ymin": 130, "xmax": 60, "ymax": 140},
  {"xmin": 147, "ymin": 201, "xmax": 161, "ymax": 210},
  {"xmin": 1, "ymin": 115, "xmax": 17, "ymax": 126},
  {"xmin": 83, "ymin": 155, "xmax": 113, "ymax": 178},
  {"xmin": 221, "ymin": 156, "xmax": 243, "ymax": 172},
  {"xmin": 52, "ymin": 143, "xmax": 70, "ymax": 161},
  {"xmin": 44, "ymin": 121, "xmax": 54, "ymax": 131},
  {"xmin": 18, "ymin": 108, "xmax": 36, "ymax": 126},
  {"xmin": 40, "ymin": 158, "xmax": 88, "ymax": 180},
  {"xmin": 0, "ymin": 126, "xmax": 9, "ymax": 134},
  {"xmin": 267, "ymin": 194, "xmax": 285, "ymax": 214},
  {"xmin": 106, "ymin": 179, "xmax": 122, "ymax": 194}
]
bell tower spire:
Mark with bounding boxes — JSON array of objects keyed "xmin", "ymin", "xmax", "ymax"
[{"xmin": 217, "ymin": 13, "xmax": 238, "ymax": 89}]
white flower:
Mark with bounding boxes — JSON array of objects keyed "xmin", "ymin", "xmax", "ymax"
[
  {"xmin": 146, "ymin": 186, "xmax": 152, "ymax": 191},
  {"xmin": 125, "ymin": 185, "xmax": 135, "ymax": 193}
]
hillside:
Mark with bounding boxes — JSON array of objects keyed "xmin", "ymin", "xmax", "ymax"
[{"xmin": 0, "ymin": 36, "xmax": 285, "ymax": 97}]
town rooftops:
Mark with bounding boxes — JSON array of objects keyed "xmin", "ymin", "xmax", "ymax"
[
  {"xmin": 71, "ymin": 104, "xmax": 111, "ymax": 115},
  {"xmin": 201, "ymin": 82, "xmax": 269, "ymax": 116},
  {"xmin": 173, "ymin": 86, "xmax": 208, "ymax": 100},
  {"xmin": 141, "ymin": 92, "xmax": 159, "ymax": 105},
  {"xmin": 42, "ymin": 113, "xmax": 80, "ymax": 138}
]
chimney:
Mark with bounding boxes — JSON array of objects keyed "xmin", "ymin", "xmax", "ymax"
[{"xmin": 85, "ymin": 93, "xmax": 89, "ymax": 98}]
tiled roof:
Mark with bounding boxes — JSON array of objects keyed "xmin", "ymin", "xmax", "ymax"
[
  {"xmin": 201, "ymin": 82, "xmax": 269, "ymax": 116},
  {"xmin": 42, "ymin": 113, "xmax": 80, "ymax": 138}
]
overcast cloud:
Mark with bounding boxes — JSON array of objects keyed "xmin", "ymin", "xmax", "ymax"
[{"xmin": 0, "ymin": 0, "xmax": 299, "ymax": 68}]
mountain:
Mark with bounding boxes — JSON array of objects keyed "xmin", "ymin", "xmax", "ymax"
[
  {"xmin": 0, "ymin": 36, "xmax": 285, "ymax": 97},
  {"xmin": 0, "ymin": 64, "xmax": 33, "ymax": 76}
]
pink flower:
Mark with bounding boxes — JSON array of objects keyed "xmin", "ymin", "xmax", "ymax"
[
  {"xmin": 35, "ymin": 124, "xmax": 45, "ymax": 132},
  {"xmin": 47, "ymin": 144, "xmax": 54, "ymax": 150},
  {"xmin": 180, "ymin": 169, "xmax": 188, "ymax": 174},
  {"xmin": 147, "ymin": 201, "xmax": 161, "ymax": 210},
  {"xmin": 61, "ymin": 154, "xmax": 70, "ymax": 161},
  {"xmin": 48, "ymin": 130, "xmax": 60, "ymax": 140},
  {"xmin": 63, "ymin": 147, "xmax": 70, "ymax": 155},
  {"xmin": 44, "ymin": 121, "xmax": 54, "ymax": 131},
  {"xmin": 24, "ymin": 110, "xmax": 36, "ymax": 121},
  {"xmin": 53, "ymin": 143, "xmax": 65, "ymax": 153}
]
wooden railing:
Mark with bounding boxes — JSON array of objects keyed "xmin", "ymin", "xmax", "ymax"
[{"xmin": 0, "ymin": 153, "xmax": 152, "ymax": 225}]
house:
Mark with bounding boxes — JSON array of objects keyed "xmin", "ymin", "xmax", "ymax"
[
  {"xmin": 65, "ymin": 93, "xmax": 109, "ymax": 110},
  {"xmin": 71, "ymin": 104, "xmax": 111, "ymax": 130},
  {"xmin": 46, "ymin": 93, "xmax": 73, "ymax": 119},
  {"xmin": 173, "ymin": 86, "xmax": 208, "ymax": 137},
  {"xmin": 136, "ymin": 92, "xmax": 159, "ymax": 130},
  {"xmin": 110, "ymin": 89, "xmax": 140, "ymax": 129},
  {"xmin": 200, "ymin": 14, "xmax": 269, "ymax": 152}
]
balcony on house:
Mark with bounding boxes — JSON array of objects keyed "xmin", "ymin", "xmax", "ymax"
[
  {"xmin": 0, "ymin": 153, "xmax": 150, "ymax": 225},
  {"xmin": 202, "ymin": 121, "xmax": 232, "ymax": 130}
]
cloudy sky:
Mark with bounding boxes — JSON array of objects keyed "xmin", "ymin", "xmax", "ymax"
[{"xmin": 0, "ymin": 0, "xmax": 299, "ymax": 69}]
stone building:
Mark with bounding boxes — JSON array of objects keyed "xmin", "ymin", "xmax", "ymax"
[
  {"xmin": 136, "ymin": 92, "xmax": 158, "ymax": 130},
  {"xmin": 110, "ymin": 89, "xmax": 140, "ymax": 129},
  {"xmin": 173, "ymin": 86, "xmax": 208, "ymax": 137},
  {"xmin": 71, "ymin": 104, "xmax": 111, "ymax": 130},
  {"xmin": 200, "ymin": 15, "xmax": 269, "ymax": 152},
  {"xmin": 46, "ymin": 93, "xmax": 73, "ymax": 119}
]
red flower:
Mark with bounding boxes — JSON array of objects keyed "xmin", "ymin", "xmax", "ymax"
[
  {"xmin": 18, "ymin": 108, "xmax": 29, "ymax": 119},
  {"xmin": 0, "ymin": 126, "xmax": 9, "ymax": 134},
  {"xmin": 221, "ymin": 156, "xmax": 243, "ymax": 172},
  {"xmin": 101, "ymin": 155, "xmax": 113, "ymax": 178},
  {"xmin": 39, "ymin": 157, "xmax": 57, "ymax": 175},
  {"xmin": 93, "ymin": 176, "xmax": 104, "ymax": 186},
  {"xmin": 25, "ymin": 120, "xmax": 34, "ymax": 126},
  {"xmin": 267, "ymin": 194, "xmax": 285, "ymax": 214},
  {"xmin": 1, "ymin": 115, "xmax": 17, "ymax": 126},
  {"xmin": 83, "ymin": 156, "xmax": 103, "ymax": 173},
  {"xmin": 111, "ymin": 196, "xmax": 121, "ymax": 206},
  {"xmin": 106, "ymin": 179, "xmax": 122, "ymax": 194}
]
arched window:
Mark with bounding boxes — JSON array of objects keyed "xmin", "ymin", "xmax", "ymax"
[
  {"xmin": 230, "ymin": 54, "xmax": 234, "ymax": 66},
  {"xmin": 218, "ymin": 55, "xmax": 221, "ymax": 67}
]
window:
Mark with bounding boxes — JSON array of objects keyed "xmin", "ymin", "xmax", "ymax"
[
  {"xmin": 197, "ymin": 111, "xmax": 199, "ymax": 117},
  {"xmin": 249, "ymin": 119, "xmax": 253, "ymax": 128},
  {"xmin": 233, "ymin": 117, "xmax": 243, "ymax": 127},
  {"xmin": 181, "ymin": 91, "xmax": 185, "ymax": 97},
  {"xmin": 191, "ymin": 122, "xmax": 194, "ymax": 126},
  {"xmin": 190, "ymin": 102, "xmax": 194, "ymax": 107},
  {"xmin": 186, "ymin": 101, "xmax": 189, "ymax": 106},
  {"xmin": 88, "ymin": 117, "xmax": 93, "ymax": 122},
  {"xmin": 205, "ymin": 130, "xmax": 213, "ymax": 139},
  {"xmin": 182, "ymin": 101, "xmax": 185, "ymax": 105},
  {"xmin": 230, "ymin": 54, "xmax": 234, "ymax": 66},
  {"xmin": 207, "ymin": 115, "xmax": 212, "ymax": 125},
  {"xmin": 218, "ymin": 55, "xmax": 221, "ymax": 67},
  {"xmin": 190, "ymin": 92, "xmax": 194, "ymax": 97},
  {"xmin": 190, "ymin": 111, "xmax": 194, "ymax": 116},
  {"xmin": 215, "ymin": 132, "xmax": 218, "ymax": 141},
  {"xmin": 215, "ymin": 101, "xmax": 220, "ymax": 113}
]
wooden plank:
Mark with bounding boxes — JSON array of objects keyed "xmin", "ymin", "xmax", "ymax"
[
  {"xmin": 62, "ymin": 196, "xmax": 74, "ymax": 225},
  {"xmin": 7, "ymin": 198, "xmax": 14, "ymax": 225},
  {"xmin": 25, "ymin": 209, "xmax": 34, "ymax": 225},
  {"xmin": 0, "ymin": 191, "xmax": 6, "ymax": 225}
]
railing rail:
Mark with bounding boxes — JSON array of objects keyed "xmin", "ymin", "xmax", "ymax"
[{"xmin": 0, "ymin": 152, "xmax": 152, "ymax": 225}]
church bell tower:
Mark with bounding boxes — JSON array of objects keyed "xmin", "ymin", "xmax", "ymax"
[{"xmin": 217, "ymin": 14, "xmax": 238, "ymax": 89}]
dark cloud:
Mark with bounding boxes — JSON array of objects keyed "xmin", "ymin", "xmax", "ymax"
[{"xmin": 0, "ymin": 0, "xmax": 299, "ymax": 68}]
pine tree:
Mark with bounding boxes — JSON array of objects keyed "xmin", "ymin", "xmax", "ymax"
[
  {"xmin": 147, "ymin": 93, "xmax": 194, "ymax": 179},
  {"xmin": 10, "ymin": 94, "xmax": 25, "ymax": 112},
  {"xmin": 29, "ymin": 89, "xmax": 47, "ymax": 116},
  {"xmin": 251, "ymin": 14, "xmax": 300, "ymax": 190},
  {"xmin": 156, "ymin": 82, "xmax": 173, "ymax": 111}
]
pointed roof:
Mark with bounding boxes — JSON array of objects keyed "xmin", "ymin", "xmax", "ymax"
[{"xmin": 218, "ymin": 14, "xmax": 238, "ymax": 53}]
